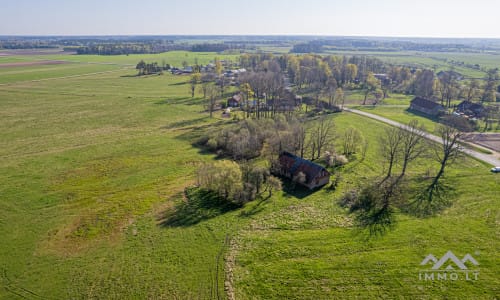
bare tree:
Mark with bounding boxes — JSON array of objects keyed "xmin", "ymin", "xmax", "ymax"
[
  {"xmin": 399, "ymin": 120, "xmax": 426, "ymax": 177},
  {"xmin": 426, "ymin": 125, "xmax": 462, "ymax": 201},
  {"xmin": 380, "ymin": 127, "xmax": 403, "ymax": 179},
  {"xmin": 309, "ymin": 117, "xmax": 335, "ymax": 160},
  {"xmin": 342, "ymin": 127, "xmax": 363, "ymax": 157}
]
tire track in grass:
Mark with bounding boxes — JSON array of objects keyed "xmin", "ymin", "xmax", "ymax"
[{"xmin": 0, "ymin": 67, "xmax": 131, "ymax": 87}]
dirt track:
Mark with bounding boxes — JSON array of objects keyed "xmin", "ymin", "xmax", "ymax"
[{"xmin": 462, "ymin": 133, "xmax": 500, "ymax": 152}]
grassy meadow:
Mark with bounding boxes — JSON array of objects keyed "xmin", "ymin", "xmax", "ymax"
[{"xmin": 0, "ymin": 51, "xmax": 499, "ymax": 299}]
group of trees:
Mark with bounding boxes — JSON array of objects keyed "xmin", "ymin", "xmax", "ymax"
[
  {"xmin": 239, "ymin": 53, "xmax": 499, "ymax": 108},
  {"xmin": 187, "ymin": 53, "xmax": 498, "ymax": 128},
  {"xmin": 196, "ymin": 115, "xmax": 362, "ymax": 204},
  {"xmin": 76, "ymin": 42, "xmax": 187, "ymax": 55},
  {"xmin": 200, "ymin": 115, "xmax": 352, "ymax": 163},
  {"xmin": 135, "ymin": 60, "xmax": 167, "ymax": 76},
  {"xmin": 196, "ymin": 160, "xmax": 282, "ymax": 204},
  {"xmin": 341, "ymin": 120, "xmax": 462, "ymax": 235},
  {"xmin": 239, "ymin": 53, "xmax": 386, "ymax": 108}
]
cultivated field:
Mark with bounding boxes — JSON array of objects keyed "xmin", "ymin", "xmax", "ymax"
[{"xmin": 0, "ymin": 51, "xmax": 499, "ymax": 299}]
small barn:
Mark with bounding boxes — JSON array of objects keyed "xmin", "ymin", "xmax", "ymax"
[
  {"xmin": 410, "ymin": 97, "xmax": 445, "ymax": 116},
  {"xmin": 227, "ymin": 94, "xmax": 242, "ymax": 107},
  {"xmin": 278, "ymin": 152, "xmax": 330, "ymax": 190}
]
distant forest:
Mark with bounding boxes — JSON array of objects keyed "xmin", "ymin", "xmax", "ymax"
[
  {"xmin": 2, "ymin": 36, "xmax": 500, "ymax": 54},
  {"xmin": 290, "ymin": 39, "xmax": 500, "ymax": 53}
]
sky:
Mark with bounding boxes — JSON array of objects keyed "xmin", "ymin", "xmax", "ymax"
[{"xmin": 1, "ymin": 0, "xmax": 500, "ymax": 38}]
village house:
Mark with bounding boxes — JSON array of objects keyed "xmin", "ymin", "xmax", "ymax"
[
  {"xmin": 410, "ymin": 97, "xmax": 445, "ymax": 116},
  {"xmin": 456, "ymin": 100, "xmax": 485, "ymax": 118},
  {"xmin": 278, "ymin": 152, "xmax": 330, "ymax": 190},
  {"xmin": 373, "ymin": 73, "xmax": 391, "ymax": 85},
  {"xmin": 227, "ymin": 93, "xmax": 243, "ymax": 107}
]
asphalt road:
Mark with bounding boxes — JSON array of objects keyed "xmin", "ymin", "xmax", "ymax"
[{"xmin": 344, "ymin": 108, "xmax": 500, "ymax": 167}]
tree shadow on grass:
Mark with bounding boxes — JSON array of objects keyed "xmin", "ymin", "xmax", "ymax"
[
  {"xmin": 351, "ymin": 207, "xmax": 396, "ymax": 241},
  {"xmin": 161, "ymin": 117, "xmax": 210, "ymax": 130},
  {"xmin": 339, "ymin": 182, "xmax": 397, "ymax": 239},
  {"xmin": 155, "ymin": 96, "xmax": 205, "ymax": 106},
  {"xmin": 157, "ymin": 187, "xmax": 241, "ymax": 228},
  {"xmin": 281, "ymin": 180, "xmax": 318, "ymax": 200},
  {"xmin": 238, "ymin": 197, "xmax": 268, "ymax": 218},
  {"xmin": 169, "ymin": 81, "xmax": 188, "ymax": 86},
  {"xmin": 401, "ymin": 179, "xmax": 455, "ymax": 218}
]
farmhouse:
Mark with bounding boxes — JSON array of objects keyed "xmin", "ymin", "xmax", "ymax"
[
  {"xmin": 456, "ymin": 101, "xmax": 485, "ymax": 118},
  {"xmin": 410, "ymin": 97, "xmax": 445, "ymax": 116},
  {"xmin": 278, "ymin": 152, "xmax": 330, "ymax": 189}
]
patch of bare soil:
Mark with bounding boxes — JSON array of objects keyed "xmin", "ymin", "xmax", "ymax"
[
  {"xmin": 462, "ymin": 133, "xmax": 500, "ymax": 152},
  {"xmin": 0, "ymin": 60, "xmax": 69, "ymax": 68}
]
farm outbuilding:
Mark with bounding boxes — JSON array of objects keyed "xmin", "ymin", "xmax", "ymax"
[
  {"xmin": 278, "ymin": 152, "xmax": 330, "ymax": 190},
  {"xmin": 410, "ymin": 97, "xmax": 445, "ymax": 117}
]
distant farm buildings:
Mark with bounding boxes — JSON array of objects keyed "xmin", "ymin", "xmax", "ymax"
[
  {"xmin": 278, "ymin": 152, "xmax": 330, "ymax": 190},
  {"xmin": 456, "ymin": 101, "xmax": 485, "ymax": 118},
  {"xmin": 410, "ymin": 97, "xmax": 445, "ymax": 117}
]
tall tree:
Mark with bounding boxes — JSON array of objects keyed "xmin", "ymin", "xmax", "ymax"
[
  {"xmin": 362, "ymin": 72, "xmax": 381, "ymax": 105},
  {"xmin": 482, "ymin": 68, "xmax": 499, "ymax": 102},
  {"xmin": 413, "ymin": 69, "xmax": 435, "ymax": 98},
  {"xmin": 342, "ymin": 127, "xmax": 363, "ymax": 157},
  {"xmin": 426, "ymin": 125, "xmax": 462, "ymax": 201},
  {"xmin": 380, "ymin": 127, "xmax": 403, "ymax": 179},
  {"xmin": 399, "ymin": 120, "xmax": 426, "ymax": 177},
  {"xmin": 309, "ymin": 117, "xmax": 335, "ymax": 160},
  {"xmin": 189, "ymin": 72, "xmax": 201, "ymax": 98},
  {"xmin": 206, "ymin": 84, "xmax": 218, "ymax": 118},
  {"xmin": 464, "ymin": 79, "xmax": 481, "ymax": 102}
]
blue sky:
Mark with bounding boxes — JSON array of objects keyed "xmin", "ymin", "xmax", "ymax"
[{"xmin": 1, "ymin": 0, "xmax": 499, "ymax": 37}]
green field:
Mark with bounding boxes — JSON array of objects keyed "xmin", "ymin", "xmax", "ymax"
[{"xmin": 0, "ymin": 52, "xmax": 499, "ymax": 299}]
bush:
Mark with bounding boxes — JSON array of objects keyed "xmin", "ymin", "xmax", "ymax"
[{"xmin": 333, "ymin": 154, "xmax": 349, "ymax": 167}]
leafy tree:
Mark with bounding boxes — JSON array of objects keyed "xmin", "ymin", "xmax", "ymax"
[
  {"xmin": 362, "ymin": 72, "xmax": 381, "ymax": 105},
  {"xmin": 464, "ymin": 79, "xmax": 481, "ymax": 102},
  {"xmin": 206, "ymin": 84, "xmax": 218, "ymax": 118},
  {"xmin": 189, "ymin": 73, "xmax": 201, "ymax": 98},
  {"xmin": 482, "ymin": 69, "xmax": 499, "ymax": 102},
  {"xmin": 196, "ymin": 160, "xmax": 243, "ymax": 202},
  {"xmin": 265, "ymin": 176, "xmax": 282, "ymax": 197},
  {"xmin": 412, "ymin": 69, "xmax": 435, "ymax": 98}
]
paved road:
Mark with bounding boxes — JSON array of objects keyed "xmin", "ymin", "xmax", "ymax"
[{"xmin": 344, "ymin": 108, "xmax": 500, "ymax": 167}]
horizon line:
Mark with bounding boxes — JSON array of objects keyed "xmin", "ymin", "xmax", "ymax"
[{"xmin": 1, "ymin": 34, "xmax": 500, "ymax": 40}]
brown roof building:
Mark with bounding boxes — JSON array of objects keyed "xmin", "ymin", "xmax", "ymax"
[
  {"xmin": 410, "ymin": 97, "xmax": 445, "ymax": 116},
  {"xmin": 278, "ymin": 152, "xmax": 330, "ymax": 190}
]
